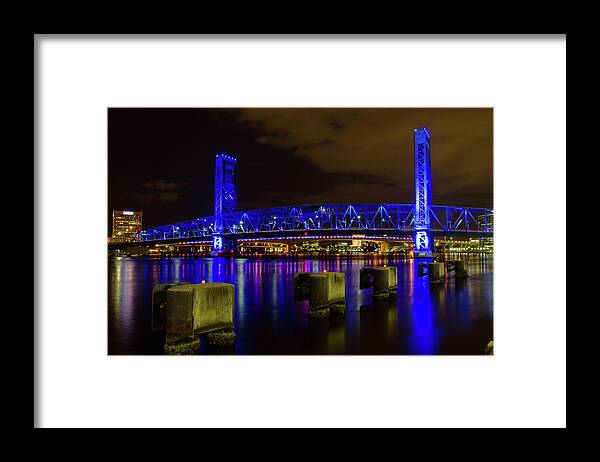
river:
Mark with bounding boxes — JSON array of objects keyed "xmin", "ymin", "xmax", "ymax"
[{"xmin": 108, "ymin": 255, "xmax": 493, "ymax": 355}]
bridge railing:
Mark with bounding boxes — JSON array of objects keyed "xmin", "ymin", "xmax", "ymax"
[
  {"xmin": 135, "ymin": 204, "xmax": 493, "ymax": 242},
  {"xmin": 136, "ymin": 216, "xmax": 215, "ymax": 241},
  {"xmin": 429, "ymin": 206, "xmax": 494, "ymax": 233}
]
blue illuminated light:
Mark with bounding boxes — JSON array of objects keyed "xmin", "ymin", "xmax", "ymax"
[
  {"xmin": 213, "ymin": 234, "xmax": 223, "ymax": 251},
  {"xmin": 135, "ymin": 202, "xmax": 492, "ymax": 243},
  {"xmin": 413, "ymin": 127, "xmax": 434, "ymax": 256},
  {"xmin": 410, "ymin": 276, "xmax": 438, "ymax": 354},
  {"xmin": 415, "ymin": 231, "xmax": 429, "ymax": 251},
  {"xmin": 212, "ymin": 153, "xmax": 237, "ymax": 253}
]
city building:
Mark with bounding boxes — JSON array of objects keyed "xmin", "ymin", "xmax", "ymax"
[
  {"xmin": 477, "ymin": 212, "xmax": 494, "ymax": 231},
  {"xmin": 111, "ymin": 210, "xmax": 143, "ymax": 243}
]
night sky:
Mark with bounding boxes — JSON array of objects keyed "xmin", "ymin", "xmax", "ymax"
[{"xmin": 108, "ymin": 108, "xmax": 493, "ymax": 232}]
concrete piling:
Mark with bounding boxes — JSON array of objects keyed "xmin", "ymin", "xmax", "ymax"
[
  {"xmin": 360, "ymin": 266, "xmax": 398, "ymax": 299},
  {"xmin": 294, "ymin": 271, "xmax": 346, "ymax": 317},
  {"xmin": 428, "ymin": 262, "xmax": 446, "ymax": 283},
  {"xmin": 151, "ymin": 282, "xmax": 190, "ymax": 330},
  {"xmin": 193, "ymin": 282, "xmax": 236, "ymax": 347},
  {"xmin": 388, "ymin": 266, "xmax": 398, "ymax": 296},
  {"xmin": 164, "ymin": 334, "xmax": 200, "ymax": 355},
  {"xmin": 166, "ymin": 284, "xmax": 197, "ymax": 336},
  {"xmin": 293, "ymin": 272, "xmax": 312, "ymax": 301},
  {"xmin": 157, "ymin": 282, "xmax": 235, "ymax": 354},
  {"xmin": 206, "ymin": 328, "xmax": 236, "ymax": 347},
  {"xmin": 374, "ymin": 266, "xmax": 397, "ymax": 298},
  {"xmin": 190, "ymin": 282, "xmax": 235, "ymax": 335},
  {"xmin": 453, "ymin": 260, "xmax": 468, "ymax": 278}
]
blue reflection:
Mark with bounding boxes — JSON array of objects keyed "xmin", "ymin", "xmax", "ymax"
[
  {"xmin": 108, "ymin": 255, "xmax": 492, "ymax": 355},
  {"xmin": 410, "ymin": 278, "xmax": 439, "ymax": 355}
]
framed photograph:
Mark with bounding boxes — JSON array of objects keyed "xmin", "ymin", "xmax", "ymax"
[{"xmin": 35, "ymin": 34, "xmax": 566, "ymax": 428}]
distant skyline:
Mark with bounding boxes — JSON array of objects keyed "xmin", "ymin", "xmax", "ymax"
[{"xmin": 108, "ymin": 108, "xmax": 493, "ymax": 231}]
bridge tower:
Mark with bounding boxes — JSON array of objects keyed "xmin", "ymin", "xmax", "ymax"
[
  {"xmin": 212, "ymin": 153, "xmax": 237, "ymax": 254},
  {"xmin": 413, "ymin": 127, "xmax": 435, "ymax": 258}
]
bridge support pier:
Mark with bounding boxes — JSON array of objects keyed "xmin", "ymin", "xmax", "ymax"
[
  {"xmin": 413, "ymin": 231, "xmax": 435, "ymax": 258},
  {"xmin": 211, "ymin": 236, "xmax": 236, "ymax": 256},
  {"xmin": 211, "ymin": 233, "xmax": 224, "ymax": 255}
]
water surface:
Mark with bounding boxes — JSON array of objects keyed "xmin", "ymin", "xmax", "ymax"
[{"xmin": 108, "ymin": 255, "xmax": 493, "ymax": 355}]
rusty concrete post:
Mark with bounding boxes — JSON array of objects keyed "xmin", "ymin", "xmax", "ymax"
[
  {"xmin": 360, "ymin": 266, "xmax": 398, "ymax": 299},
  {"xmin": 453, "ymin": 260, "xmax": 468, "ymax": 278},
  {"xmin": 151, "ymin": 282, "xmax": 190, "ymax": 331},
  {"xmin": 294, "ymin": 271, "xmax": 346, "ymax": 317},
  {"xmin": 159, "ymin": 282, "xmax": 235, "ymax": 354},
  {"xmin": 428, "ymin": 262, "xmax": 445, "ymax": 283}
]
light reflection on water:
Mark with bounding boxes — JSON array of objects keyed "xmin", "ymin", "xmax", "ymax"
[{"xmin": 108, "ymin": 255, "xmax": 493, "ymax": 355}]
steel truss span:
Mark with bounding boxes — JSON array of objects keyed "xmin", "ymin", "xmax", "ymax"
[{"xmin": 136, "ymin": 204, "xmax": 493, "ymax": 242}]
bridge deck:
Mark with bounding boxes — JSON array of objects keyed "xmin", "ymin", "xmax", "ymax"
[{"xmin": 119, "ymin": 203, "xmax": 493, "ymax": 246}]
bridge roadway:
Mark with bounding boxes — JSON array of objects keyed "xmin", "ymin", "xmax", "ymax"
[{"xmin": 109, "ymin": 229, "xmax": 492, "ymax": 250}]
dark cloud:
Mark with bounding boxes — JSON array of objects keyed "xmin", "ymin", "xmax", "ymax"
[
  {"xmin": 122, "ymin": 191, "xmax": 181, "ymax": 205},
  {"xmin": 121, "ymin": 179, "xmax": 189, "ymax": 205},
  {"xmin": 141, "ymin": 180, "xmax": 189, "ymax": 191},
  {"xmin": 233, "ymin": 108, "xmax": 493, "ymax": 207}
]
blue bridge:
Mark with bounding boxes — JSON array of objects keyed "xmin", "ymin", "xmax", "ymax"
[{"xmin": 132, "ymin": 128, "xmax": 493, "ymax": 257}]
